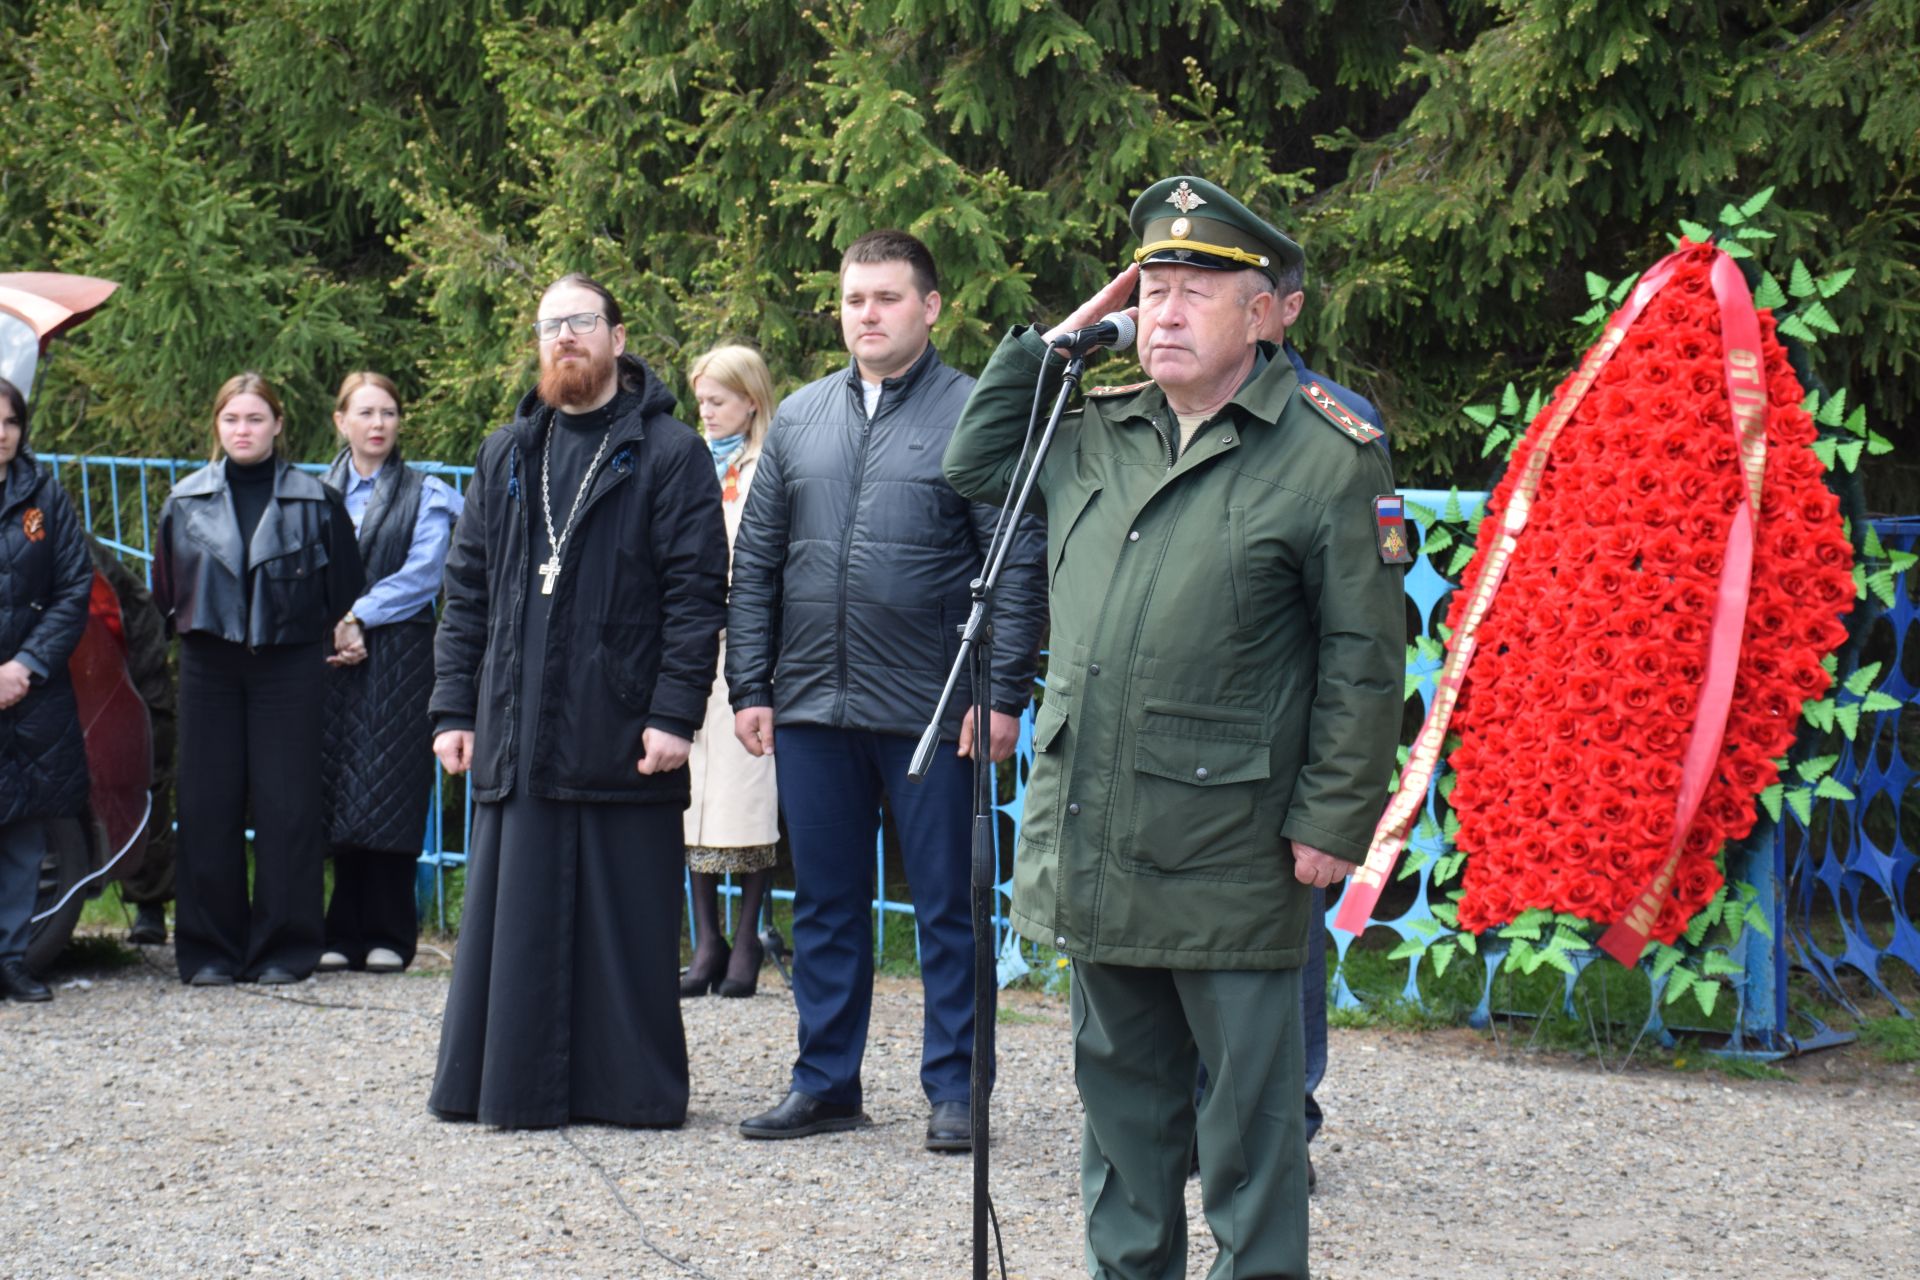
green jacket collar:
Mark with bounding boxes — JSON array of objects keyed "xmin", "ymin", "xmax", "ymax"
[{"xmin": 1096, "ymin": 340, "xmax": 1296, "ymax": 428}]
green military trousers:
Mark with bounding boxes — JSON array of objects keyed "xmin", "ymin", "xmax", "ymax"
[{"xmin": 1071, "ymin": 961, "xmax": 1309, "ymax": 1280}]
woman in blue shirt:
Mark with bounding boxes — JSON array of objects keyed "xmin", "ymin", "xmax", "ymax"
[{"xmin": 318, "ymin": 372, "xmax": 462, "ymax": 974}]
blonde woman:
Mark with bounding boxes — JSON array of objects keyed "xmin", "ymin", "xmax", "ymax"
[{"xmin": 680, "ymin": 345, "xmax": 780, "ymax": 997}]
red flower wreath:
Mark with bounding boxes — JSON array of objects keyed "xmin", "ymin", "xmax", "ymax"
[{"xmin": 1444, "ymin": 243, "xmax": 1853, "ymax": 944}]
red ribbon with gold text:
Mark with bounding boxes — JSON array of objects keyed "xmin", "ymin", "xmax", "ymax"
[{"xmin": 1333, "ymin": 251, "xmax": 1687, "ymax": 935}]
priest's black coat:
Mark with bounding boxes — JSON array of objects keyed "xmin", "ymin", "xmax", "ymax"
[{"xmin": 429, "ymin": 354, "xmax": 728, "ymax": 808}]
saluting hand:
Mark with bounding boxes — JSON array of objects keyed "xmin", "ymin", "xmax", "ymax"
[
  {"xmin": 1292, "ymin": 841, "xmax": 1357, "ymax": 889},
  {"xmin": 1043, "ymin": 263, "xmax": 1140, "ymax": 355},
  {"xmin": 636, "ymin": 727, "xmax": 693, "ymax": 776}
]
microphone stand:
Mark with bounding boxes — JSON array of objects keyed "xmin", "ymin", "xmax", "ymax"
[{"xmin": 911, "ymin": 347, "xmax": 1090, "ymax": 1280}]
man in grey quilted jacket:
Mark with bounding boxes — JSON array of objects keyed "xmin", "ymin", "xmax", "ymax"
[{"xmin": 727, "ymin": 229, "xmax": 1046, "ymax": 1152}]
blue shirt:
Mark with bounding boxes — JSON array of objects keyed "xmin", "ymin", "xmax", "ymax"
[{"xmin": 338, "ymin": 465, "xmax": 464, "ymax": 627}]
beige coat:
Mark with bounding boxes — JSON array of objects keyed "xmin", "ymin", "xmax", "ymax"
[{"xmin": 684, "ymin": 445, "xmax": 781, "ymax": 848}]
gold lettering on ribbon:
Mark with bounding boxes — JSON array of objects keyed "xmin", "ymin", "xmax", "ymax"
[{"xmin": 1726, "ymin": 346, "xmax": 1768, "ymax": 512}]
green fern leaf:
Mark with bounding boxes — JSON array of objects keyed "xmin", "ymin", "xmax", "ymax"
[
  {"xmin": 1778, "ymin": 314, "xmax": 1820, "ymax": 344},
  {"xmin": 1843, "ymin": 662, "xmax": 1881, "ymax": 697},
  {"xmin": 1789, "ymin": 260, "xmax": 1817, "ymax": 298},
  {"xmin": 1387, "ymin": 937, "xmax": 1426, "ymax": 962},
  {"xmin": 1752, "ymin": 274, "xmax": 1787, "ymax": 309},
  {"xmin": 1802, "ymin": 300, "xmax": 1841, "ymax": 334},
  {"xmin": 1817, "ymin": 268, "xmax": 1855, "ymax": 297},
  {"xmin": 1740, "ymin": 187, "xmax": 1776, "ymax": 217},
  {"xmin": 1702, "ymin": 951, "xmax": 1744, "ymax": 979}
]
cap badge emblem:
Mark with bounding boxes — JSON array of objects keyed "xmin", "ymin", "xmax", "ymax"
[
  {"xmin": 1166, "ymin": 181, "xmax": 1207, "ymax": 214},
  {"xmin": 1170, "ymin": 217, "xmax": 1191, "ymax": 239}
]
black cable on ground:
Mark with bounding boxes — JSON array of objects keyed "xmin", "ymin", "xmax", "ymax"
[{"xmin": 560, "ymin": 1130, "xmax": 724, "ymax": 1280}]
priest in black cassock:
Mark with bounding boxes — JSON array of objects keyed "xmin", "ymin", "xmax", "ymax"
[{"xmin": 426, "ymin": 273, "xmax": 728, "ymax": 1129}]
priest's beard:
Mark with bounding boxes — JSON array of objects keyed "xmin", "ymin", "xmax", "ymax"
[{"xmin": 538, "ymin": 343, "xmax": 617, "ymax": 410}]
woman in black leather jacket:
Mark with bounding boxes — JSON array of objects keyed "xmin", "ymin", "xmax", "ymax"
[
  {"xmin": 152, "ymin": 372, "xmax": 363, "ymax": 986},
  {"xmin": 0, "ymin": 377, "xmax": 92, "ymax": 1004}
]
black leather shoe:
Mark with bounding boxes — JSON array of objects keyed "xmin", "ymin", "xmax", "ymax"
[
  {"xmin": 1, "ymin": 958, "xmax": 52, "ymax": 1003},
  {"xmin": 187, "ymin": 968, "xmax": 236, "ymax": 987},
  {"xmin": 926, "ymin": 1100, "xmax": 971, "ymax": 1153},
  {"xmin": 738, "ymin": 1090, "xmax": 866, "ymax": 1140},
  {"xmin": 255, "ymin": 966, "xmax": 301, "ymax": 985},
  {"xmin": 127, "ymin": 902, "xmax": 167, "ymax": 945}
]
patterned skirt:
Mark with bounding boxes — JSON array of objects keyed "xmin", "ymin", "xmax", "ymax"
[{"xmin": 686, "ymin": 842, "xmax": 777, "ymax": 876}]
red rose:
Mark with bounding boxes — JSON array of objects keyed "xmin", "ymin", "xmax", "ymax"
[
  {"xmin": 1771, "ymin": 524, "xmax": 1807, "ymax": 562},
  {"xmin": 1645, "ymin": 720, "xmax": 1684, "ymax": 753},
  {"xmin": 1788, "ymin": 659, "xmax": 1830, "ymax": 700},
  {"xmin": 1628, "ymin": 646, "xmax": 1669, "ymax": 679},
  {"xmin": 1811, "ymin": 533, "xmax": 1851, "ymax": 569}
]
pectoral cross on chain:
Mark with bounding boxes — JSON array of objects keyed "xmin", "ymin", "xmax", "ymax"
[{"xmin": 538, "ymin": 553, "xmax": 562, "ymax": 595}]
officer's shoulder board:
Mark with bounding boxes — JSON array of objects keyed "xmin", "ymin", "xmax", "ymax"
[
  {"xmin": 1085, "ymin": 380, "xmax": 1153, "ymax": 399},
  {"xmin": 1300, "ymin": 381, "xmax": 1384, "ymax": 445}
]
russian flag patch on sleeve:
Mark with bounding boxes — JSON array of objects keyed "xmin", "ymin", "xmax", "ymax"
[{"xmin": 1374, "ymin": 495, "xmax": 1413, "ymax": 564}]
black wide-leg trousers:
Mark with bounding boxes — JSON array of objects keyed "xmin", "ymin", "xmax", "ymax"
[{"xmin": 174, "ymin": 636, "xmax": 326, "ymax": 982}]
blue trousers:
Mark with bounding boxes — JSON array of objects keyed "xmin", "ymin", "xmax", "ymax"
[
  {"xmin": 774, "ymin": 725, "xmax": 977, "ymax": 1107},
  {"xmin": 0, "ymin": 818, "xmax": 48, "ymax": 964}
]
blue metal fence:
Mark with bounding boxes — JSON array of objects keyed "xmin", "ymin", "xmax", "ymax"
[{"xmin": 46, "ymin": 456, "xmax": 1914, "ymax": 1043}]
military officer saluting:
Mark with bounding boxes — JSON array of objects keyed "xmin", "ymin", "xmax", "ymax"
[{"xmin": 945, "ymin": 176, "xmax": 1405, "ymax": 1279}]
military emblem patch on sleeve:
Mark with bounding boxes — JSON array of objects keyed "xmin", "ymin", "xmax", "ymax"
[{"xmin": 1374, "ymin": 495, "xmax": 1413, "ymax": 564}]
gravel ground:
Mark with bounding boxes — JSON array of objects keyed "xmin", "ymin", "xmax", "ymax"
[{"xmin": 4, "ymin": 941, "xmax": 1917, "ymax": 1279}]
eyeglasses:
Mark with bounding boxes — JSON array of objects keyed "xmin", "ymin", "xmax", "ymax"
[{"xmin": 533, "ymin": 313, "xmax": 607, "ymax": 341}]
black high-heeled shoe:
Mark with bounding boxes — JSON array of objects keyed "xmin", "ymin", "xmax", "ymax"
[
  {"xmin": 717, "ymin": 937, "xmax": 764, "ymax": 999},
  {"xmin": 679, "ymin": 941, "xmax": 730, "ymax": 998}
]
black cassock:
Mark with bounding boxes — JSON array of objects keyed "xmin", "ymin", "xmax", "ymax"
[{"xmin": 428, "ymin": 408, "xmax": 689, "ymax": 1129}]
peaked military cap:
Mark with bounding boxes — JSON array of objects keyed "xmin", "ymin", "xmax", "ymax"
[{"xmin": 1129, "ymin": 176, "xmax": 1303, "ymax": 284}]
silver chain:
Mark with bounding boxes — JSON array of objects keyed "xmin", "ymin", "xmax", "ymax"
[{"xmin": 540, "ymin": 418, "xmax": 615, "ymax": 562}]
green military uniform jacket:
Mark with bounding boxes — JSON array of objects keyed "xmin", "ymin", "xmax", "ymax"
[{"xmin": 944, "ymin": 327, "xmax": 1406, "ymax": 970}]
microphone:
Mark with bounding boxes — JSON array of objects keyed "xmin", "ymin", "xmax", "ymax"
[{"xmin": 1050, "ymin": 312, "xmax": 1136, "ymax": 355}]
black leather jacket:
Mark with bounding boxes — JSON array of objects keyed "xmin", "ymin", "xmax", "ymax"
[{"xmin": 153, "ymin": 456, "xmax": 364, "ymax": 648}]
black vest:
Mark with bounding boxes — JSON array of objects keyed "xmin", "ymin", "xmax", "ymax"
[{"xmin": 324, "ymin": 450, "xmax": 433, "ymax": 627}]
